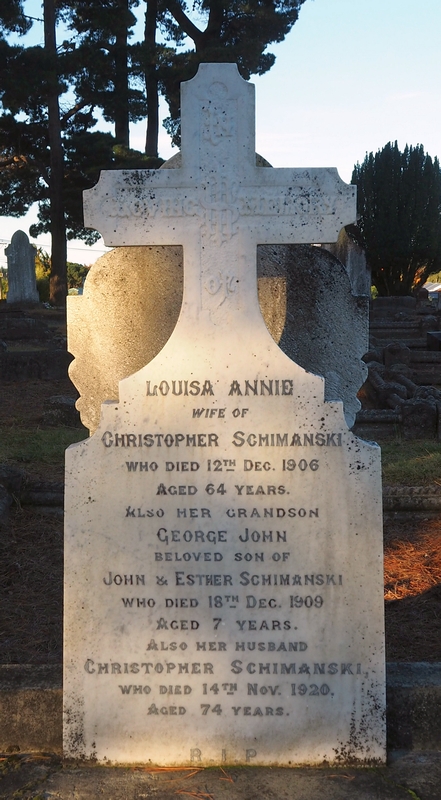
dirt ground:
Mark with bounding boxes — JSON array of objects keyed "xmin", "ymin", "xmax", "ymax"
[
  {"xmin": 0, "ymin": 378, "xmax": 441, "ymax": 664},
  {"xmin": 2, "ymin": 752, "xmax": 441, "ymax": 800}
]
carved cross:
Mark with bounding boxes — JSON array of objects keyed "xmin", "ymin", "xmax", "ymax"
[{"xmin": 84, "ymin": 63, "xmax": 356, "ymax": 324}]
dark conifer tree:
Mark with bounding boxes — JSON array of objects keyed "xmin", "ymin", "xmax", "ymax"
[
  {"xmin": 0, "ymin": 0, "xmax": 308, "ymax": 297},
  {"xmin": 350, "ymin": 142, "xmax": 441, "ymax": 296},
  {"xmin": 153, "ymin": 0, "xmax": 308, "ymax": 147},
  {"xmin": 0, "ymin": 0, "xmax": 30, "ymax": 35},
  {"xmin": 63, "ymin": 0, "xmax": 147, "ymax": 148}
]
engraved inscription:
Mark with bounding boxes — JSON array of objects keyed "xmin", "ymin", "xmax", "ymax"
[{"xmin": 65, "ymin": 64, "xmax": 383, "ymax": 765}]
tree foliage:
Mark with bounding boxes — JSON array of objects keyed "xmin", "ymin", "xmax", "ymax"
[
  {"xmin": 350, "ymin": 142, "xmax": 441, "ymax": 296},
  {"xmin": 66, "ymin": 260, "xmax": 89, "ymax": 288},
  {"xmin": 35, "ymin": 249, "xmax": 89, "ymax": 299},
  {"xmin": 0, "ymin": 35, "xmax": 162, "ymax": 235},
  {"xmin": 62, "ymin": 0, "xmax": 147, "ymax": 146},
  {"xmin": 0, "ymin": 0, "xmax": 31, "ymax": 35},
  {"xmin": 0, "ymin": 0, "xmax": 308, "ymax": 300},
  {"xmin": 154, "ymin": 0, "xmax": 307, "ymax": 146}
]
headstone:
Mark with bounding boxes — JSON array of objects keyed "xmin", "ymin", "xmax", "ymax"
[
  {"xmin": 4, "ymin": 231, "xmax": 39, "ymax": 304},
  {"xmin": 323, "ymin": 228, "xmax": 371, "ymax": 297},
  {"xmin": 257, "ymin": 244, "xmax": 368, "ymax": 427},
  {"xmin": 68, "ymin": 245, "xmax": 184, "ymax": 432},
  {"xmin": 64, "ymin": 64, "xmax": 385, "ymax": 766},
  {"xmin": 68, "ymin": 243, "xmax": 367, "ymax": 433}
]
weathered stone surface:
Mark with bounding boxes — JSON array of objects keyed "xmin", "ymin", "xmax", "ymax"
[
  {"xmin": 4, "ymin": 230, "xmax": 39, "ymax": 304},
  {"xmin": 371, "ymin": 297, "xmax": 416, "ymax": 316},
  {"xmin": 2, "ymin": 663, "xmax": 441, "ymax": 761},
  {"xmin": 323, "ymin": 228, "xmax": 370, "ymax": 297},
  {"xmin": 352, "ymin": 409, "xmax": 402, "ymax": 442},
  {"xmin": 382, "ymin": 486, "xmax": 441, "ymax": 514},
  {"xmin": 258, "ymin": 244, "xmax": 368, "ymax": 427},
  {"xmin": 384, "ymin": 343, "xmax": 411, "ymax": 368},
  {"xmin": 0, "ymin": 665, "xmax": 62, "ymax": 753},
  {"xmin": 64, "ymin": 64, "xmax": 384, "ymax": 767},
  {"xmin": 68, "ymin": 246, "xmax": 184, "ymax": 433},
  {"xmin": 427, "ymin": 331, "xmax": 441, "ymax": 350},
  {"xmin": 69, "ymin": 243, "xmax": 367, "ymax": 433},
  {"xmin": 387, "ymin": 663, "xmax": 441, "ymax": 751},
  {"xmin": 69, "ymin": 103, "xmax": 366, "ymax": 436},
  {"xmin": 21, "ymin": 480, "xmax": 64, "ymax": 508},
  {"xmin": 0, "ymin": 315, "xmax": 50, "ymax": 340}
]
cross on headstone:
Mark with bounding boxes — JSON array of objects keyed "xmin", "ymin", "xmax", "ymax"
[
  {"xmin": 64, "ymin": 63, "xmax": 385, "ymax": 767},
  {"xmin": 84, "ymin": 63, "xmax": 356, "ymax": 324}
]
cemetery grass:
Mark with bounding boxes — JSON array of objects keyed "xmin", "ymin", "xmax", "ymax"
[{"xmin": 0, "ymin": 380, "xmax": 441, "ymax": 664}]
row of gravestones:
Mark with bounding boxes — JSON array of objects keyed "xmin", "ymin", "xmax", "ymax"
[
  {"xmin": 1, "ymin": 183, "xmax": 437, "ymax": 441},
  {"xmin": 0, "ymin": 232, "xmax": 71, "ymax": 381}
]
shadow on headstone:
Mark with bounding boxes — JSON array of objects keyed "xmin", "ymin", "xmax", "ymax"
[{"xmin": 68, "ymin": 229, "xmax": 368, "ymax": 434}]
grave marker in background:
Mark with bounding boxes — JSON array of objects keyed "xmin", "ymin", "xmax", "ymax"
[
  {"xmin": 64, "ymin": 63, "xmax": 385, "ymax": 766},
  {"xmin": 5, "ymin": 230, "xmax": 39, "ymax": 304}
]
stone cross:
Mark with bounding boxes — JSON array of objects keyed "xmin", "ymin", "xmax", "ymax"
[
  {"xmin": 65, "ymin": 64, "xmax": 385, "ymax": 767},
  {"xmin": 84, "ymin": 64, "xmax": 356, "ymax": 326}
]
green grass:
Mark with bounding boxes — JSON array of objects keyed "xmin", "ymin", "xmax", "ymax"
[
  {"xmin": 380, "ymin": 439, "xmax": 441, "ymax": 486},
  {"xmin": 0, "ymin": 427, "xmax": 87, "ymax": 468}
]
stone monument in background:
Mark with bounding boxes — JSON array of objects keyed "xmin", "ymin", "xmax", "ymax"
[
  {"xmin": 5, "ymin": 230, "xmax": 39, "ymax": 304},
  {"xmin": 64, "ymin": 64, "xmax": 385, "ymax": 766}
]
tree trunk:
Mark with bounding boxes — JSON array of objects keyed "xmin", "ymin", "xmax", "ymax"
[
  {"xmin": 44, "ymin": 0, "xmax": 67, "ymax": 307},
  {"xmin": 114, "ymin": 0, "xmax": 130, "ymax": 146},
  {"xmin": 145, "ymin": 0, "xmax": 159, "ymax": 157}
]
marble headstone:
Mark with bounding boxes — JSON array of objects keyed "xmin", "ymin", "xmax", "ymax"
[
  {"xmin": 64, "ymin": 63, "xmax": 385, "ymax": 766},
  {"xmin": 68, "ymin": 245, "xmax": 184, "ymax": 433},
  {"xmin": 68, "ymin": 242, "xmax": 368, "ymax": 433},
  {"xmin": 5, "ymin": 230, "xmax": 39, "ymax": 304},
  {"xmin": 257, "ymin": 244, "xmax": 368, "ymax": 426}
]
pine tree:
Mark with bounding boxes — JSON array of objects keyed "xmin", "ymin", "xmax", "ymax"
[
  {"xmin": 0, "ymin": 2, "xmax": 160, "ymax": 304},
  {"xmin": 0, "ymin": 0, "xmax": 308, "ymax": 296},
  {"xmin": 155, "ymin": 0, "xmax": 307, "ymax": 147},
  {"xmin": 351, "ymin": 142, "xmax": 441, "ymax": 296},
  {"xmin": 0, "ymin": 0, "xmax": 30, "ymax": 35},
  {"xmin": 63, "ymin": 0, "xmax": 147, "ymax": 147}
]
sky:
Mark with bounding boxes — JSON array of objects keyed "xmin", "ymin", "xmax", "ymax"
[{"xmin": 1, "ymin": 0, "xmax": 440, "ymax": 268}]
